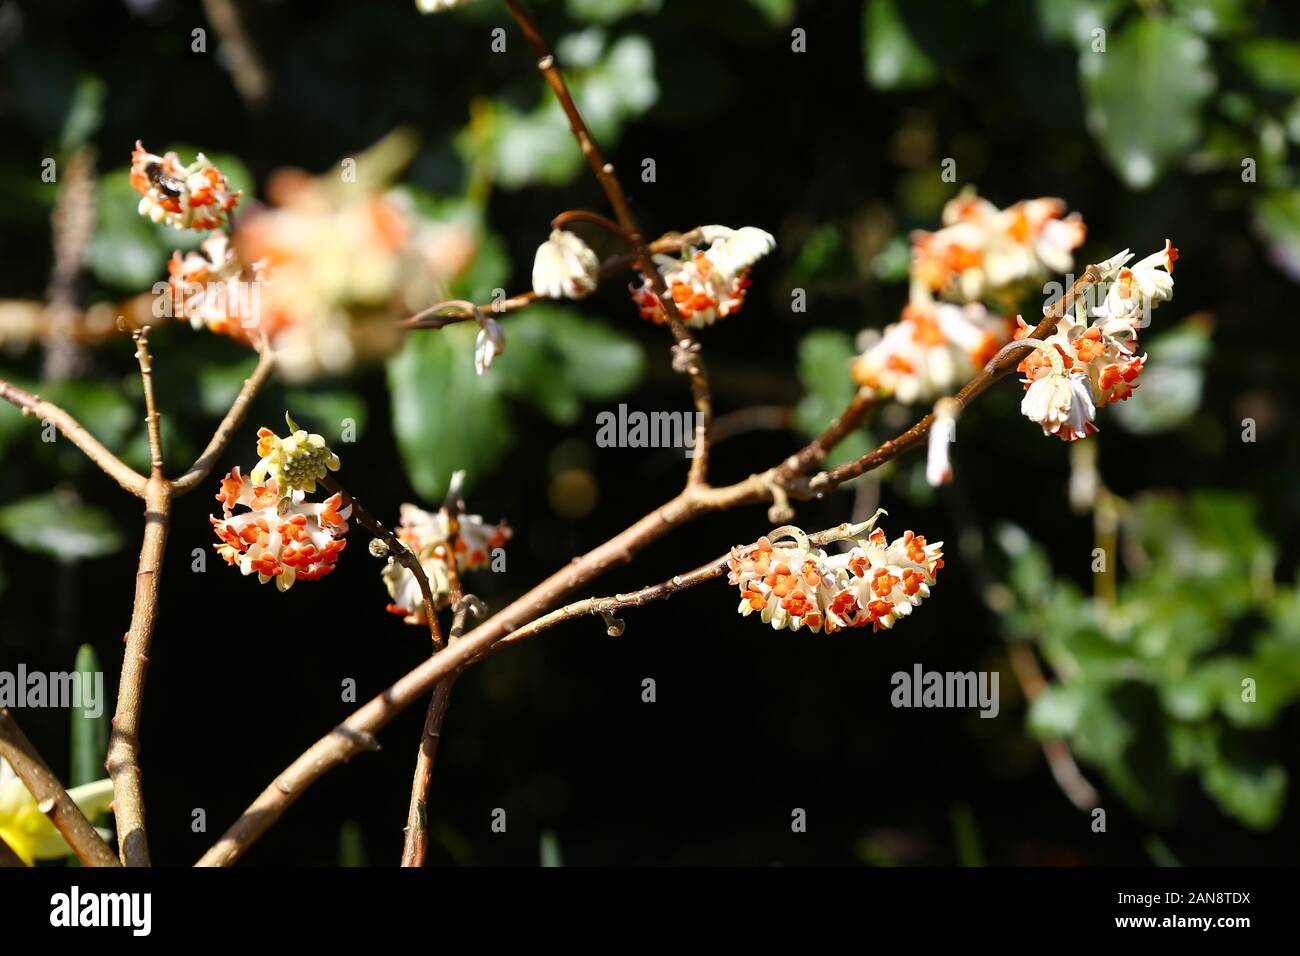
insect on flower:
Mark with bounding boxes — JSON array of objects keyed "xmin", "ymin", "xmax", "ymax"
[{"xmin": 130, "ymin": 141, "xmax": 241, "ymax": 231}]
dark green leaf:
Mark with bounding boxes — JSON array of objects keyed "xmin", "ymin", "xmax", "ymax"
[
  {"xmin": 794, "ymin": 329, "xmax": 870, "ymax": 467},
  {"xmin": 1112, "ymin": 317, "xmax": 1210, "ymax": 434},
  {"xmin": 1080, "ymin": 16, "xmax": 1215, "ymax": 189},
  {"xmin": 1037, "ymin": 0, "xmax": 1124, "ymax": 48},
  {"xmin": 1200, "ymin": 732, "xmax": 1286, "ymax": 829},
  {"xmin": 0, "ymin": 493, "xmax": 124, "ymax": 561},
  {"xmin": 1252, "ymin": 188, "xmax": 1300, "ymax": 282},
  {"xmin": 1235, "ymin": 38, "xmax": 1300, "ymax": 95},
  {"xmin": 863, "ymin": 0, "xmax": 938, "ymax": 90},
  {"xmin": 495, "ymin": 305, "xmax": 644, "ymax": 425},
  {"xmin": 69, "ymin": 644, "xmax": 108, "ymax": 789},
  {"xmin": 387, "ymin": 324, "xmax": 511, "ymax": 500}
]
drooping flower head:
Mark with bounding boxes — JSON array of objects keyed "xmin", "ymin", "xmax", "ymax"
[
  {"xmin": 532, "ymin": 229, "xmax": 600, "ymax": 300},
  {"xmin": 630, "ymin": 224, "xmax": 775, "ymax": 328},
  {"xmin": 1016, "ymin": 241, "xmax": 1177, "ymax": 442},
  {"xmin": 728, "ymin": 513, "xmax": 944, "ymax": 634},
  {"xmin": 250, "ymin": 414, "xmax": 342, "ymax": 496},
  {"xmin": 130, "ymin": 141, "xmax": 241, "ymax": 231},
  {"xmin": 383, "ymin": 503, "xmax": 511, "ymax": 624}
]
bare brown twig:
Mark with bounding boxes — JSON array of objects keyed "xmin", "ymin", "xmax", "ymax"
[
  {"xmin": 1006, "ymin": 642, "xmax": 1100, "ymax": 812},
  {"xmin": 0, "ymin": 709, "xmax": 121, "ymax": 867},
  {"xmin": 171, "ymin": 348, "xmax": 277, "ymax": 496},
  {"xmin": 400, "ymin": 495, "xmax": 468, "ymax": 867},
  {"xmin": 106, "ymin": 473, "xmax": 171, "ymax": 866},
  {"xmin": 551, "ymin": 208, "xmax": 636, "ymax": 244},
  {"xmin": 319, "ymin": 475, "xmax": 443, "ymax": 647},
  {"xmin": 400, "ymin": 230, "xmax": 700, "ymax": 331},
  {"xmin": 4, "ymin": 330, "xmax": 280, "ymax": 866},
  {"xmin": 0, "ymin": 379, "xmax": 148, "ymax": 497},
  {"xmin": 133, "ymin": 328, "xmax": 164, "ymax": 478}
]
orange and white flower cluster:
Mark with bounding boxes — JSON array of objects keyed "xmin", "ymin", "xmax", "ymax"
[
  {"xmin": 230, "ymin": 167, "xmax": 478, "ymax": 381},
  {"xmin": 630, "ymin": 225, "xmax": 775, "ymax": 328},
  {"xmin": 130, "ymin": 142, "xmax": 241, "ymax": 231},
  {"xmin": 146, "ymin": 133, "xmax": 481, "ymax": 381},
  {"xmin": 728, "ymin": 515, "xmax": 944, "ymax": 634},
  {"xmin": 210, "ymin": 417, "xmax": 350, "ymax": 591},
  {"xmin": 853, "ymin": 301, "xmax": 1011, "ymax": 403},
  {"xmin": 166, "ymin": 234, "xmax": 266, "ymax": 335},
  {"xmin": 1017, "ymin": 241, "xmax": 1178, "ymax": 442},
  {"xmin": 854, "ymin": 190, "xmax": 1085, "ymax": 404},
  {"xmin": 911, "ymin": 191, "xmax": 1085, "ymax": 306},
  {"xmin": 383, "ymin": 504, "xmax": 512, "ymax": 624}
]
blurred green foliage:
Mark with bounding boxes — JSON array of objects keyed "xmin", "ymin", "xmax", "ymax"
[
  {"xmin": 69, "ymin": 643, "xmax": 107, "ymax": 789},
  {"xmin": 999, "ymin": 492, "xmax": 1300, "ymax": 829}
]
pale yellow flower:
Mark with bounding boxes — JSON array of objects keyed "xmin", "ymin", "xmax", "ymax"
[{"xmin": 0, "ymin": 758, "xmax": 114, "ymax": 866}]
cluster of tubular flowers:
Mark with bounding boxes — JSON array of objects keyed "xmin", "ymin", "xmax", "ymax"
[
  {"xmin": 853, "ymin": 299, "xmax": 1011, "ymax": 403},
  {"xmin": 210, "ymin": 417, "xmax": 350, "ymax": 591},
  {"xmin": 630, "ymin": 225, "xmax": 775, "ymax": 328},
  {"xmin": 382, "ymin": 504, "xmax": 511, "ymax": 623},
  {"xmin": 1017, "ymin": 241, "xmax": 1178, "ymax": 441},
  {"xmin": 853, "ymin": 190, "xmax": 1085, "ymax": 407},
  {"xmin": 911, "ymin": 190, "xmax": 1086, "ymax": 306},
  {"xmin": 130, "ymin": 142, "xmax": 241, "ymax": 231},
  {"xmin": 166, "ymin": 234, "xmax": 267, "ymax": 335},
  {"xmin": 728, "ymin": 515, "xmax": 944, "ymax": 634},
  {"xmin": 151, "ymin": 136, "xmax": 480, "ymax": 381}
]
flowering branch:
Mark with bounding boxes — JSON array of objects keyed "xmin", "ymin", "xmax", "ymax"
[
  {"xmin": 504, "ymin": 0, "xmax": 714, "ymax": 486},
  {"xmin": 808, "ymin": 264, "xmax": 1104, "ymax": 493},
  {"xmin": 400, "ymin": 230, "xmax": 700, "ymax": 331},
  {"xmin": 196, "ymin": 252, "xmax": 1126, "ymax": 866},
  {"xmin": 319, "ymin": 475, "xmax": 443, "ymax": 646},
  {"xmin": 0, "ymin": 709, "xmax": 121, "ymax": 868}
]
